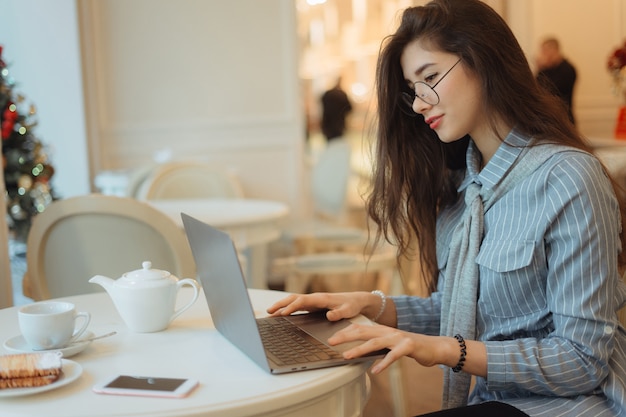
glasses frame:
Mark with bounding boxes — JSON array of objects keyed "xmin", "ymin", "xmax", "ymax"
[{"xmin": 401, "ymin": 58, "xmax": 462, "ymax": 111}]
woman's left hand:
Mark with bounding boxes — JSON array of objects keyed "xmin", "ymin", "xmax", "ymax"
[{"xmin": 329, "ymin": 322, "xmax": 444, "ymax": 374}]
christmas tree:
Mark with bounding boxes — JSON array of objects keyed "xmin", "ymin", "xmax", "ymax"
[{"xmin": 0, "ymin": 45, "xmax": 56, "ymax": 242}]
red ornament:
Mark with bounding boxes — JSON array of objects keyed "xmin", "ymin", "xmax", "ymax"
[
  {"xmin": 609, "ymin": 41, "xmax": 626, "ymax": 72},
  {"xmin": 1, "ymin": 102, "xmax": 17, "ymax": 138},
  {"xmin": 3, "ymin": 103, "xmax": 18, "ymax": 121},
  {"xmin": 2, "ymin": 120, "xmax": 14, "ymax": 139}
]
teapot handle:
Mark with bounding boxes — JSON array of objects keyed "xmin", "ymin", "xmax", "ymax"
[{"xmin": 170, "ymin": 278, "xmax": 201, "ymax": 322}]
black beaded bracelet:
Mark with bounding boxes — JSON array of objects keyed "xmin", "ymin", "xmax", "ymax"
[{"xmin": 452, "ymin": 334, "xmax": 467, "ymax": 373}]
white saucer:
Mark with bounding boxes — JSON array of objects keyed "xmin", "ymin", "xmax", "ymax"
[
  {"xmin": 0, "ymin": 359, "xmax": 82, "ymax": 398},
  {"xmin": 3, "ymin": 331, "xmax": 94, "ymax": 358}
]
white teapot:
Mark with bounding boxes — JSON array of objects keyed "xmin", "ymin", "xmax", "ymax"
[{"xmin": 89, "ymin": 261, "xmax": 200, "ymax": 333}]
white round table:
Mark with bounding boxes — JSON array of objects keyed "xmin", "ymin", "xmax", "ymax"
[{"xmin": 0, "ymin": 290, "xmax": 371, "ymax": 417}]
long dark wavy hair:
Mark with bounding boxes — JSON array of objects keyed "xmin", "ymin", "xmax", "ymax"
[{"xmin": 367, "ymin": 0, "xmax": 626, "ymax": 292}]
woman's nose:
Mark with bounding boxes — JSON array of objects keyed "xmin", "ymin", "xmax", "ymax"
[{"xmin": 413, "ymin": 97, "xmax": 432, "ymax": 115}]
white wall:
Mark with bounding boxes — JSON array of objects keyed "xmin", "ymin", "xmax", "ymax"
[
  {"xmin": 79, "ymin": 0, "xmax": 306, "ymax": 218},
  {"xmin": 0, "ymin": 0, "xmax": 90, "ymax": 199},
  {"xmin": 0, "ymin": 0, "xmax": 306, "ymax": 217}
]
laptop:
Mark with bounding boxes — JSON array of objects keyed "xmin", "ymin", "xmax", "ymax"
[{"xmin": 181, "ymin": 212, "xmax": 387, "ymax": 374}]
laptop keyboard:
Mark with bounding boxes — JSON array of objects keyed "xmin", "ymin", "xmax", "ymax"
[{"xmin": 257, "ymin": 316, "xmax": 343, "ymax": 366}]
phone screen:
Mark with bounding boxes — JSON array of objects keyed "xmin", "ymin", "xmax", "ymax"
[{"xmin": 105, "ymin": 376, "xmax": 187, "ymax": 392}]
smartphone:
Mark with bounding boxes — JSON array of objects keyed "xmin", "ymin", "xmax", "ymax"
[{"xmin": 93, "ymin": 375, "xmax": 199, "ymax": 398}]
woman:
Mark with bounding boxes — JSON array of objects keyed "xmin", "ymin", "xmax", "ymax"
[{"xmin": 269, "ymin": 1, "xmax": 626, "ymax": 415}]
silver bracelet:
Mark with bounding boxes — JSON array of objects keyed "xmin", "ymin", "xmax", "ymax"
[{"xmin": 371, "ymin": 290, "xmax": 386, "ymax": 322}]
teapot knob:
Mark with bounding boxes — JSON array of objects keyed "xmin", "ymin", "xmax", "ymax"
[{"xmin": 142, "ymin": 261, "xmax": 152, "ymax": 270}]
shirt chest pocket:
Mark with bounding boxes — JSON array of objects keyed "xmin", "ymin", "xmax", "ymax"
[{"xmin": 475, "ymin": 240, "xmax": 547, "ymax": 318}]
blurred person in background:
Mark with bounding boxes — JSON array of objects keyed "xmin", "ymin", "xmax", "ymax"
[
  {"xmin": 536, "ymin": 37, "xmax": 577, "ymax": 125},
  {"xmin": 320, "ymin": 77, "xmax": 353, "ymax": 141}
]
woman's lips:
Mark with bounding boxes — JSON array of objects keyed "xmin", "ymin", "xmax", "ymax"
[{"xmin": 425, "ymin": 115, "xmax": 443, "ymax": 129}]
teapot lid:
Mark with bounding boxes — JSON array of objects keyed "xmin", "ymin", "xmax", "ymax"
[{"xmin": 122, "ymin": 261, "xmax": 171, "ymax": 282}]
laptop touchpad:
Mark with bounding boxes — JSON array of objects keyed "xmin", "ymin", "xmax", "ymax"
[{"xmin": 285, "ymin": 312, "xmax": 363, "ymax": 352}]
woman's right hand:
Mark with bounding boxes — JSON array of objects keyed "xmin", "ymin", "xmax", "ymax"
[{"xmin": 266, "ymin": 292, "xmax": 372, "ymax": 322}]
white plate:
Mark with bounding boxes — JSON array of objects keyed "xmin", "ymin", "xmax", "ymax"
[
  {"xmin": 0, "ymin": 359, "xmax": 82, "ymax": 398},
  {"xmin": 3, "ymin": 331, "xmax": 94, "ymax": 358}
]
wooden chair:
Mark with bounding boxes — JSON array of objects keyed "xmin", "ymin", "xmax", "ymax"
[
  {"xmin": 274, "ymin": 138, "xmax": 389, "ymax": 291},
  {"xmin": 286, "ymin": 138, "xmax": 367, "ymax": 244},
  {"xmin": 137, "ymin": 161, "xmax": 244, "ymax": 200},
  {"xmin": 124, "ymin": 163, "xmax": 158, "ymax": 198},
  {"xmin": 23, "ymin": 194, "xmax": 195, "ymax": 301},
  {"xmin": 272, "ymin": 242, "xmax": 398, "ymax": 294}
]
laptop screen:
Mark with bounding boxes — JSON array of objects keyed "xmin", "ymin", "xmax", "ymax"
[{"xmin": 181, "ymin": 213, "xmax": 270, "ymax": 371}]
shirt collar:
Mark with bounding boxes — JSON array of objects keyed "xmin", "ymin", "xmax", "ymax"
[{"xmin": 458, "ymin": 127, "xmax": 531, "ymax": 193}]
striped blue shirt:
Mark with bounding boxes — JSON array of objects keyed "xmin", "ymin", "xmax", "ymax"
[{"xmin": 393, "ymin": 130, "xmax": 626, "ymax": 416}]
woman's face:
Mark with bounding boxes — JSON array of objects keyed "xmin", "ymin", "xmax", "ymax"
[{"xmin": 400, "ymin": 40, "xmax": 487, "ymax": 144}]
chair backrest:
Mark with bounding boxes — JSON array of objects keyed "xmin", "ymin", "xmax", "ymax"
[
  {"xmin": 310, "ymin": 139, "xmax": 352, "ymax": 220},
  {"xmin": 25, "ymin": 194, "xmax": 195, "ymax": 301},
  {"xmin": 138, "ymin": 161, "xmax": 245, "ymax": 200},
  {"xmin": 278, "ymin": 247, "xmax": 398, "ymax": 294},
  {"xmin": 125, "ymin": 163, "xmax": 158, "ymax": 198}
]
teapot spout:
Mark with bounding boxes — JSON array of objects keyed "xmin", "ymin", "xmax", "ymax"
[{"xmin": 89, "ymin": 275, "xmax": 115, "ymax": 292}]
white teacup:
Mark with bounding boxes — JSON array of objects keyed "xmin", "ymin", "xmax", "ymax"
[{"xmin": 18, "ymin": 301, "xmax": 91, "ymax": 350}]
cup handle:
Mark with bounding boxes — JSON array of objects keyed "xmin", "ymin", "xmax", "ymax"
[
  {"xmin": 170, "ymin": 279, "xmax": 200, "ymax": 323},
  {"xmin": 68, "ymin": 311, "xmax": 91, "ymax": 343}
]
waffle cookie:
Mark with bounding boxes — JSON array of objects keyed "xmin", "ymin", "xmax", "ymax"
[{"xmin": 0, "ymin": 352, "xmax": 63, "ymax": 389}]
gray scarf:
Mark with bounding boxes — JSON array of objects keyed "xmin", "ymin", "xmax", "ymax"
[{"xmin": 440, "ymin": 141, "xmax": 573, "ymax": 409}]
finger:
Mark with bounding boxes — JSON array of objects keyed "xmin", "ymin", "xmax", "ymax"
[
  {"xmin": 325, "ymin": 305, "xmax": 356, "ymax": 322},
  {"xmin": 329, "ymin": 323, "xmax": 389, "ymax": 343},
  {"xmin": 328, "ymin": 323, "xmax": 360, "ymax": 345},
  {"xmin": 274, "ymin": 301, "xmax": 306, "ymax": 316},
  {"xmin": 328, "ymin": 325, "xmax": 404, "ymax": 362},
  {"xmin": 266, "ymin": 294, "xmax": 299, "ymax": 314},
  {"xmin": 281, "ymin": 293, "xmax": 335, "ymax": 315},
  {"xmin": 269, "ymin": 294, "xmax": 329, "ymax": 316},
  {"xmin": 369, "ymin": 346, "xmax": 408, "ymax": 374},
  {"xmin": 327, "ymin": 324, "xmax": 386, "ymax": 350}
]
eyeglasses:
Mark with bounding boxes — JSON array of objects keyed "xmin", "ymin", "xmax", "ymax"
[{"xmin": 400, "ymin": 58, "xmax": 462, "ymax": 111}]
